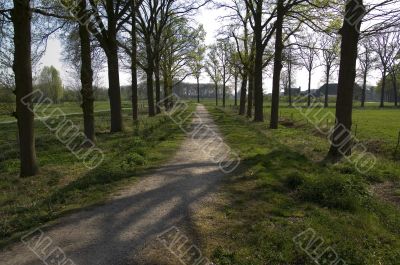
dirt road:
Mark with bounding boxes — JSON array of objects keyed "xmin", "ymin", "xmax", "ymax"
[{"xmin": 0, "ymin": 105, "xmax": 230, "ymax": 265}]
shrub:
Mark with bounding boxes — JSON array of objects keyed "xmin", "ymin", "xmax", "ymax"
[{"xmin": 298, "ymin": 173, "xmax": 368, "ymax": 211}]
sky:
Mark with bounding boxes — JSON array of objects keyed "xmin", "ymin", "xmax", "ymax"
[{"xmin": 40, "ymin": 5, "xmax": 381, "ymax": 94}]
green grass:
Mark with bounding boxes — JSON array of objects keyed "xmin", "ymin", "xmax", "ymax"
[
  {"xmin": 200, "ymin": 105, "xmax": 400, "ymax": 265},
  {"xmin": 203, "ymin": 97, "xmax": 400, "ymax": 156},
  {"xmin": 0, "ymin": 103, "xmax": 194, "ymax": 248},
  {"xmin": 0, "ymin": 100, "xmax": 149, "ymax": 122}
]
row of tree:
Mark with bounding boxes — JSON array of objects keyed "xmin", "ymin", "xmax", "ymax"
[
  {"xmin": 0, "ymin": 0, "xmax": 207, "ymax": 177},
  {"xmin": 202, "ymin": 0, "xmax": 400, "ymax": 161}
]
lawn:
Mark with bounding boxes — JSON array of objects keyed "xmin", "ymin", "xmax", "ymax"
[
  {"xmin": 196, "ymin": 104, "xmax": 400, "ymax": 265},
  {"xmin": 211, "ymin": 97, "xmax": 400, "ymax": 156},
  {"xmin": 0, "ymin": 100, "xmax": 149, "ymax": 123},
  {"xmin": 0, "ymin": 103, "xmax": 194, "ymax": 248}
]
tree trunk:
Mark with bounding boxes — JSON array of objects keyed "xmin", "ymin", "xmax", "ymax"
[
  {"xmin": 131, "ymin": 0, "xmax": 138, "ymax": 121},
  {"xmin": 253, "ymin": 30, "xmax": 264, "ymax": 122},
  {"xmin": 154, "ymin": 58, "xmax": 161, "ymax": 114},
  {"xmin": 12, "ymin": 0, "xmax": 39, "ymax": 177},
  {"xmin": 197, "ymin": 77, "xmax": 200, "ymax": 103},
  {"xmin": 106, "ymin": 42, "xmax": 123, "ymax": 132},
  {"xmin": 392, "ymin": 70, "xmax": 398, "ymax": 107},
  {"xmin": 324, "ymin": 67, "xmax": 330, "ymax": 108},
  {"xmin": 269, "ymin": 0, "xmax": 284, "ymax": 129},
  {"xmin": 234, "ymin": 74, "xmax": 238, "ymax": 106},
  {"xmin": 146, "ymin": 69, "xmax": 155, "ymax": 116},
  {"xmin": 288, "ymin": 59, "xmax": 292, "ymax": 107},
  {"xmin": 247, "ymin": 70, "xmax": 254, "ymax": 118},
  {"xmin": 380, "ymin": 70, "xmax": 386, "ymax": 108},
  {"xmin": 307, "ymin": 70, "xmax": 312, "ymax": 107},
  {"xmin": 361, "ymin": 67, "xmax": 367, "ymax": 107},
  {"xmin": 239, "ymin": 73, "xmax": 248, "ymax": 115},
  {"xmin": 215, "ymin": 83, "xmax": 218, "ymax": 106},
  {"xmin": 78, "ymin": 0, "xmax": 95, "ymax": 141},
  {"xmin": 327, "ymin": 0, "xmax": 363, "ymax": 160},
  {"xmin": 222, "ymin": 81, "xmax": 226, "ymax": 108}
]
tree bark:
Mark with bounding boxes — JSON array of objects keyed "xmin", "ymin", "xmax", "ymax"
[
  {"xmin": 146, "ymin": 68, "xmax": 155, "ymax": 116},
  {"xmin": 361, "ymin": 66, "xmax": 367, "ymax": 107},
  {"xmin": 131, "ymin": 0, "xmax": 138, "ymax": 121},
  {"xmin": 307, "ymin": 70, "xmax": 312, "ymax": 107},
  {"xmin": 247, "ymin": 70, "xmax": 254, "ymax": 118},
  {"xmin": 154, "ymin": 61, "xmax": 161, "ymax": 114},
  {"xmin": 12, "ymin": 0, "xmax": 39, "ymax": 177},
  {"xmin": 288, "ymin": 58, "xmax": 292, "ymax": 107},
  {"xmin": 253, "ymin": 32, "xmax": 264, "ymax": 122},
  {"xmin": 380, "ymin": 70, "xmax": 386, "ymax": 108},
  {"xmin": 239, "ymin": 73, "xmax": 247, "ymax": 115},
  {"xmin": 324, "ymin": 67, "xmax": 330, "ymax": 108},
  {"xmin": 269, "ymin": 0, "xmax": 284, "ymax": 129},
  {"xmin": 234, "ymin": 74, "xmax": 238, "ymax": 106},
  {"xmin": 327, "ymin": 0, "xmax": 364, "ymax": 159},
  {"xmin": 222, "ymin": 79, "xmax": 226, "ymax": 108},
  {"xmin": 391, "ymin": 70, "xmax": 398, "ymax": 107},
  {"xmin": 197, "ymin": 77, "xmax": 200, "ymax": 103},
  {"xmin": 215, "ymin": 83, "xmax": 219, "ymax": 106},
  {"xmin": 78, "ymin": 0, "xmax": 95, "ymax": 142}
]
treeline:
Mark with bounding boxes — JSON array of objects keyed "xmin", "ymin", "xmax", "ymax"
[
  {"xmin": 0, "ymin": 0, "xmax": 207, "ymax": 177},
  {"xmin": 205, "ymin": 0, "xmax": 400, "ymax": 163}
]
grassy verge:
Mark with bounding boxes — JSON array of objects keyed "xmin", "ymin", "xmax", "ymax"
[
  {"xmin": 199, "ymin": 105, "xmax": 400, "ymax": 265},
  {"xmin": 0, "ymin": 103, "xmax": 194, "ymax": 248}
]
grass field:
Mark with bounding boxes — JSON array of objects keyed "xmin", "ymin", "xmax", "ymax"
[
  {"xmin": 196, "ymin": 104, "xmax": 400, "ymax": 265},
  {"xmin": 0, "ymin": 100, "xmax": 150, "ymax": 123},
  {"xmin": 208, "ymin": 98, "xmax": 400, "ymax": 156},
  {"xmin": 0, "ymin": 103, "xmax": 194, "ymax": 247}
]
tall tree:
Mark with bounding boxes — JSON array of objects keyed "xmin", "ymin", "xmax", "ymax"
[
  {"xmin": 205, "ymin": 44, "xmax": 222, "ymax": 106},
  {"xmin": 243, "ymin": 0, "xmax": 277, "ymax": 122},
  {"xmin": 357, "ymin": 38, "xmax": 374, "ymax": 108},
  {"xmin": 297, "ymin": 33, "xmax": 319, "ymax": 107},
  {"xmin": 188, "ymin": 26, "xmax": 206, "ymax": 103},
  {"xmin": 372, "ymin": 31, "xmax": 400, "ymax": 108},
  {"xmin": 36, "ymin": 66, "xmax": 64, "ymax": 103},
  {"xmin": 88, "ymin": 0, "xmax": 127, "ymax": 132},
  {"xmin": 11, "ymin": 0, "xmax": 39, "ymax": 176},
  {"xmin": 320, "ymin": 34, "xmax": 339, "ymax": 108},
  {"xmin": 327, "ymin": 0, "xmax": 364, "ymax": 160},
  {"xmin": 216, "ymin": 39, "xmax": 234, "ymax": 108},
  {"xmin": 77, "ymin": 0, "xmax": 95, "ymax": 141}
]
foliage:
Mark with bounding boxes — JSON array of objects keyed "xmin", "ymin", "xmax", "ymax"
[{"xmin": 35, "ymin": 65, "xmax": 64, "ymax": 103}]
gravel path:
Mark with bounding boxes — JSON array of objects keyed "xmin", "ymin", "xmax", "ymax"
[{"xmin": 0, "ymin": 104, "xmax": 229, "ymax": 265}]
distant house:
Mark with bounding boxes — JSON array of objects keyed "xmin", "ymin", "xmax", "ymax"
[
  {"xmin": 283, "ymin": 87, "xmax": 301, "ymax": 96},
  {"xmin": 317, "ymin": 83, "xmax": 363, "ymax": 99}
]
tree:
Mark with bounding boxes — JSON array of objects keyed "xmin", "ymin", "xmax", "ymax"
[
  {"xmin": 216, "ymin": 39, "xmax": 234, "ymax": 108},
  {"xmin": 372, "ymin": 31, "xmax": 400, "ymax": 107},
  {"xmin": 297, "ymin": 33, "xmax": 319, "ymax": 107},
  {"xmin": 77, "ymin": 0, "xmax": 95, "ymax": 141},
  {"xmin": 160, "ymin": 17, "xmax": 204, "ymax": 108},
  {"xmin": 87, "ymin": 0, "xmax": 128, "ymax": 132},
  {"xmin": 320, "ymin": 34, "xmax": 339, "ymax": 108},
  {"xmin": 327, "ymin": 0, "xmax": 364, "ymax": 160},
  {"xmin": 36, "ymin": 66, "xmax": 63, "ymax": 103},
  {"xmin": 357, "ymin": 37, "xmax": 375, "ymax": 107},
  {"xmin": 11, "ymin": 0, "xmax": 39, "ymax": 176},
  {"xmin": 205, "ymin": 44, "xmax": 222, "ymax": 106},
  {"xmin": 243, "ymin": 0, "xmax": 277, "ymax": 122},
  {"xmin": 188, "ymin": 26, "xmax": 206, "ymax": 103}
]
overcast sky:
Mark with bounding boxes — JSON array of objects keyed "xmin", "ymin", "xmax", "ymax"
[{"xmin": 40, "ymin": 5, "xmax": 381, "ymax": 94}]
